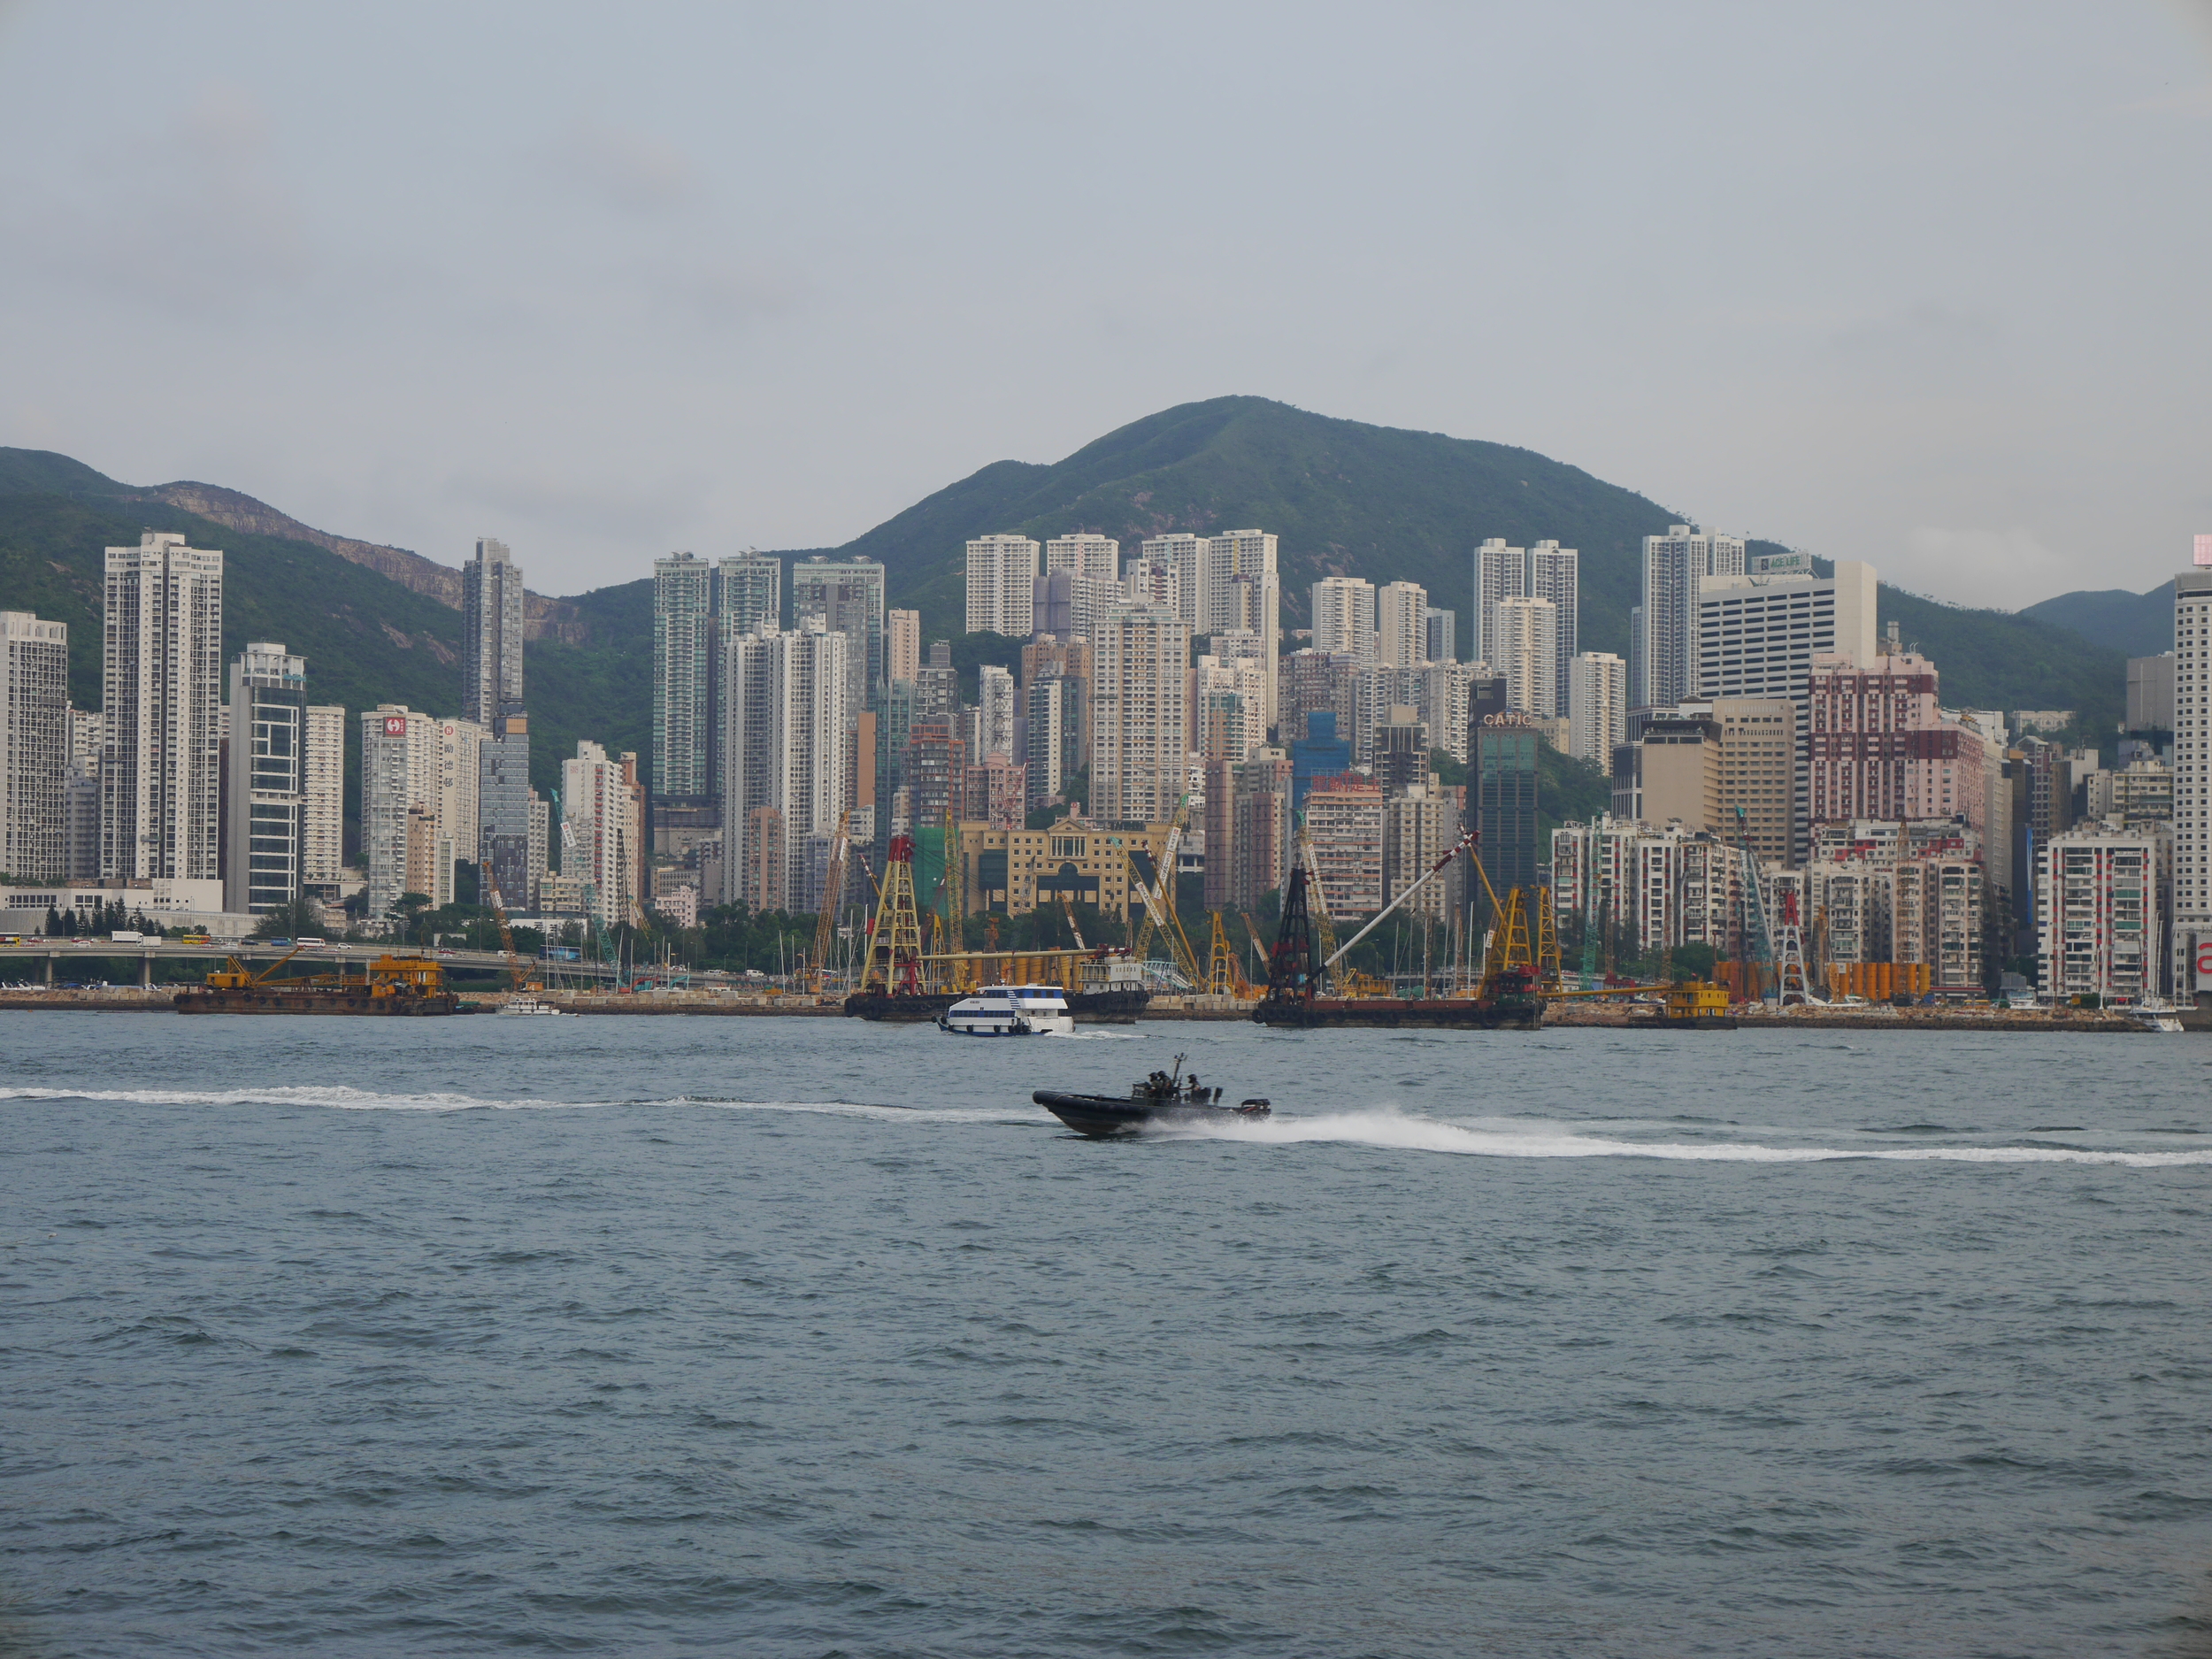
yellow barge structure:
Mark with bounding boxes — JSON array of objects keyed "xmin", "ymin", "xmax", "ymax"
[{"xmin": 174, "ymin": 952, "xmax": 462, "ymax": 1016}]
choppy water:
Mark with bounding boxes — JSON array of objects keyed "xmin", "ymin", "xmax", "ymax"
[{"xmin": 5, "ymin": 1014, "xmax": 2212, "ymax": 1657}]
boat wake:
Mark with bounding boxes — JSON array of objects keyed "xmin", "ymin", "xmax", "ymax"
[{"xmin": 1157, "ymin": 1108, "xmax": 2212, "ymax": 1167}]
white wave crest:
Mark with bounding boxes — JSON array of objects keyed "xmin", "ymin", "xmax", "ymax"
[{"xmin": 1158, "ymin": 1109, "xmax": 2212, "ymax": 1167}]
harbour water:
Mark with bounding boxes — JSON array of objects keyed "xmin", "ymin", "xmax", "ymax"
[{"xmin": 4, "ymin": 1014, "xmax": 2212, "ymax": 1656}]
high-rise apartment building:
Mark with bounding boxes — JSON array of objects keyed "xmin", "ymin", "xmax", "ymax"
[
  {"xmin": 2039, "ymin": 825, "xmax": 2167, "ymax": 1003},
  {"xmin": 0, "ymin": 611, "xmax": 67, "ymax": 882},
  {"xmin": 1807, "ymin": 653, "xmax": 1985, "ymax": 834},
  {"xmin": 1472, "ymin": 713, "xmax": 1541, "ymax": 917},
  {"xmin": 1567, "ymin": 651, "xmax": 1627, "ymax": 768},
  {"xmin": 1471, "ymin": 539, "xmax": 1525, "ymax": 669},
  {"xmin": 1140, "ymin": 534, "xmax": 1206, "ymax": 630},
  {"xmin": 361, "ymin": 705, "xmax": 482, "ymax": 917},
  {"xmin": 2128, "ymin": 653, "xmax": 2176, "ymax": 734},
  {"xmin": 966, "ymin": 534, "xmax": 1041, "ymax": 638},
  {"xmin": 1640, "ymin": 711, "xmax": 1724, "ymax": 832},
  {"xmin": 1200, "ymin": 532, "xmax": 1277, "ymax": 633},
  {"xmin": 887, "ymin": 609, "xmax": 921, "ymax": 687},
  {"xmin": 1031, "ymin": 569, "xmax": 1075, "ymax": 639},
  {"xmin": 1416, "ymin": 661, "xmax": 1477, "ymax": 765},
  {"xmin": 1376, "ymin": 581, "xmax": 1428, "ymax": 669},
  {"xmin": 1527, "ymin": 541, "xmax": 1579, "ymax": 702},
  {"xmin": 1230, "ymin": 749, "xmax": 1292, "ymax": 910},
  {"xmin": 1091, "ymin": 605, "xmax": 1190, "ymax": 825},
  {"xmin": 717, "ymin": 550, "xmax": 781, "ymax": 639},
  {"xmin": 1713, "ymin": 697, "xmax": 1798, "ymax": 867},
  {"xmin": 103, "ymin": 533, "xmax": 223, "ymax": 882},
  {"xmin": 1491, "ymin": 596, "xmax": 1560, "ymax": 717},
  {"xmin": 1045, "ymin": 535, "xmax": 1120, "ymax": 642},
  {"xmin": 2173, "ymin": 569, "xmax": 2212, "ymax": 998},
  {"xmin": 1123, "ymin": 554, "xmax": 1179, "ymax": 616},
  {"xmin": 563, "ymin": 741, "xmax": 645, "ymax": 927},
  {"xmin": 1305, "ymin": 773, "xmax": 1386, "ymax": 917},
  {"xmin": 1696, "ymin": 557, "xmax": 1878, "ymax": 703},
  {"xmin": 1191, "ymin": 657, "xmax": 1263, "ymax": 764},
  {"xmin": 1024, "ymin": 674, "xmax": 1083, "ymax": 811},
  {"xmin": 1640, "ymin": 524, "xmax": 1745, "ymax": 708},
  {"xmin": 1310, "ymin": 577, "xmax": 1376, "ymax": 667},
  {"xmin": 479, "ymin": 710, "xmax": 544, "ymax": 911},
  {"xmin": 975, "ymin": 664, "xmax": 1017, "ymax": 760},
  {"xmin": 1279, "ymin": 649, "xmax": 1360, "ymax": 747},
  {"xmin": 462, "ymin": 536, "xmax": 525, "ymax": 725},
  {"xmin": 1697, "ymin": 557, "xmax": 1878, "ymax": 856},
  {"xmin": 303, "ymin": 704, "xmax": 344, "ymax": 887},
  {"xmin": 64, "ymin": 708, "xmax": 102, "ymax": 880},
  {"xmin": 362, "ymin": 706, "xmax": 439, "ymax": 918},
  {"xmin": 1473, "ymin": 539, "xmax": 1577, "ymax": 700},
  {"xmin": 433, "ymin": 718, "xmax": 486, "ymax": 908},
  {"xmin": 1425, "ymin": 607, "xmax": 1455, "ymax": 666},
  {"xmin": 223, "ymin": 641, "xmax": 308, "ymax": 915},
  {"xmin": 718, "ymin": 620, "xmax": 850, "ymax": 912},
  {"xmin": 790, "ymin": 557, "xmax": 886, "ymax": 711},
  {"xmin": 653, "ymin": 552, "xmax": 717, "ymax": 803},
  {"xmin": 1383, "ymin": 780, "xmax": 1458, "ymax": 927}
]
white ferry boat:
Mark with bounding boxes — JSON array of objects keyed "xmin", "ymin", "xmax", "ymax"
[
  {"xmin": 936, "ymin": 984, "xmax": 1075, "ymax": 1037},
  {"xmin": 499, "ymin": 995, "xmax": 576, "ymax": 1018}
]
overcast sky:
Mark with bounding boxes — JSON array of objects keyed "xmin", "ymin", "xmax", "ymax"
[{"xmin": 4, "ymin": 2, "xmax": 2210, "ymax": 607}]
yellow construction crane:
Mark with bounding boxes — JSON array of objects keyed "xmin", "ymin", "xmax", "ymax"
[
  {"xmin": 1130, "ymin": 789, "xmax": 1205, "ymax": 987},
  {"xmin": 1534, "ymin": 885, "xmax": 1562, "ymax": 992},
  {"xmin": 1206, "ymin": 910, "xmax": 1256, "ymax": 999},
  {"xmin": 859, "ymin": 833, "xmax": 926, "ymax": 995},
  {"xmin": 810, "ymin": 818, "xmax": 851, "ymax": 990},
  {"xmin": 485, "ymin": 876, "xmax": 537, "ymax": 994}
]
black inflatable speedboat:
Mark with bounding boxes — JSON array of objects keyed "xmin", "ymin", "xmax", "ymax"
[{"xmin": 1033, "ymin": 1056, "xmax": 1271, "ymax": 1139}]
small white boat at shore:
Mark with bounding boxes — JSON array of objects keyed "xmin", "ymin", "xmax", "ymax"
[
  {"xmin": 937, "ymin": 984, "xmax": 1074, "ymax": 1036},
  {"xmin": 500, "ymin": 995, "xmax": 576, "ymax": 1018},
  {"xmin": 2130, "ymin": 997, "xmax": 2183, "ymax": 1033}
]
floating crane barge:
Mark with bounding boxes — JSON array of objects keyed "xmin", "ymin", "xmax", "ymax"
[
  {"xmin": 174, "ymin": 950, "xmax": 462, "ymax": 1016},
  {"xmin": 1253, "ymin": 827, "xmax": 1545, "ymax": 1031}
]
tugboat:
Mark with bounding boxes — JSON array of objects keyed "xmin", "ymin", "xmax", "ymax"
[
  {"xmin": 1033, "ymin": 1054, "xmax": 1271, "ymax": 1138},
  {"xmin": 938, "ymin": 984, "xmax": 1074, "ymax": 1036}
]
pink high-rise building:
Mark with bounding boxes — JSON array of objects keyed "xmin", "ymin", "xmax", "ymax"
[{"xmin": 1807, "ymin": 652, "xmax": 1985, "ymax": 833}]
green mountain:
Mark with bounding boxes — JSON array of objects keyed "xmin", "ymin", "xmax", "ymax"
[
  {"xmin": 841, "ymin": 396, "xmax": 1677, "ymax": 656},
  {"xmin": 2016, "ymin": 583, "xmax": 2171, "ymax": 660},
  {"xmin": 806, "ymin": 396, "xmax": 2129, "ymax": 738}
]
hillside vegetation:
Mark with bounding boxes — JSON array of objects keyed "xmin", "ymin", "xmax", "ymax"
[{"xmin": 2017, "ymin": 582, "xmax": 2172, "ymax": 660}]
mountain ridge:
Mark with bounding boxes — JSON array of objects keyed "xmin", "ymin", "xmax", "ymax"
[
  {"xmin": 0, "ymin": 449, "xmax": 592, "ymax": 642},
  {"xmin": 0, "ymin": 399, "xmax": 2133, "ymax": 837}
]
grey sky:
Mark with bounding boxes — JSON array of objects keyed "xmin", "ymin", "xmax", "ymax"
[{"xmin": 3, "ymin": 1, "xmax": 2209, "ymax": 606}]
